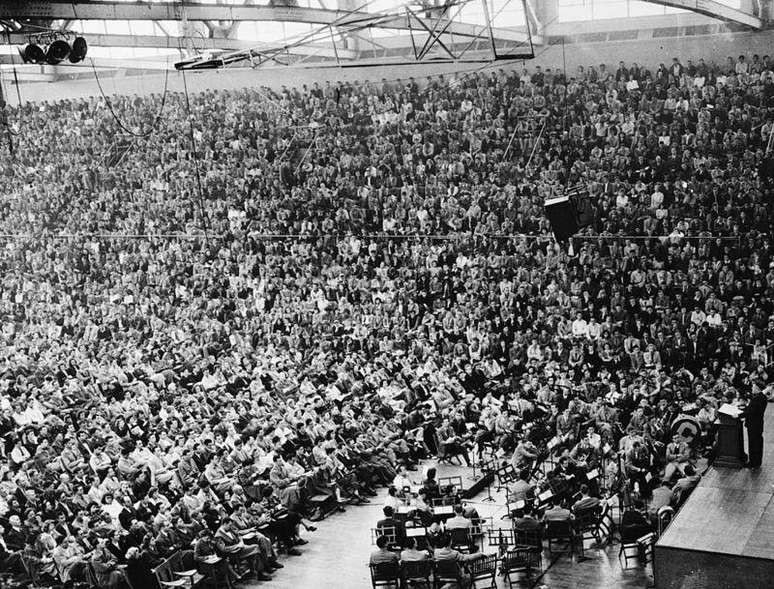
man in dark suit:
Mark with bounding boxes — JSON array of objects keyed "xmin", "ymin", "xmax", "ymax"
[
  {"xmin": 513, "ymin": 505, "xmax": 542, "ymax": 533},
  {"xmin": 571, "ymin": 484, "xmax": 601, "ymax": 514},
  {"xmin": 742, "ymin": 384, "xmax": 768, "ymax": 469},
  {"xmin": 376, "ymin": 506, "xmax": 405, "ymax": 547}
]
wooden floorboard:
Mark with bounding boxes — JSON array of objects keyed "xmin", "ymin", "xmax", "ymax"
[
  {"xmin": 744, "ymin": 495, "xmax": 774, "ymax": 559},
  {"xmin": 658, "ymin": 407, "xmax": 774, "ymax": 560}
]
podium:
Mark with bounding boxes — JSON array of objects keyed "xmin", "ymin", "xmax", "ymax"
[{"xmin": 714, "ymin": 408, "xmax": 744, "ymax": 469}]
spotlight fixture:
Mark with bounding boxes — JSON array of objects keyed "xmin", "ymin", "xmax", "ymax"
[
  {"xmin": 46, "ymin": 39, "xmax": 71, "ymax": 65},
  {"xmin": 17, "ymin": 32, "xmax": 88, "ymax": 66},
  {"xmin": 18, "ymin": 43, "xmax": 46, "ymax": 64},
  {"xmin": 69, "ymin": 37, "xmax": 88, "ymax": 63}
]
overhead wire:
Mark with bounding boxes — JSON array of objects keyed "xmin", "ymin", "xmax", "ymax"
[
  {"xmin": 2, "ymin": 29, "xmax": 22, "ymax": 140},
  {"xmin": 89, "ymin": 56, "xmax": 171, "ymax": 138},
  {"xmin": 175, "ymin": 0, "xmax": 210, "ymax": 245}
]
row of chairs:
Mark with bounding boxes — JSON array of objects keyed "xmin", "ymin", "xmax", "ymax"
[
  {"xmin": 154, "ymin": 551, "xmax": 207, "ymax": 589},
  {"xmin": 619, "ymin": 505, "xmax": 675, "ymax": 569},
  {"xmin": 370, "ymin": 555, "xmax": 499, "ymax": 589},
  {"xmin": 372, "ymin": 519, "xmax": 491, "ymax": 553},
  {"xmin": 487, "ymin": 505, "xmax": 613, "ymax": 564}
]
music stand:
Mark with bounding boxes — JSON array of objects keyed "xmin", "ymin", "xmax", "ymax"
[{"xmin": 479, "ymin": 457, "xmax": 497, "ymax": 503}]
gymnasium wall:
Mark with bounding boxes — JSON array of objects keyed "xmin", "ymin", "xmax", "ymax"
[{"xmin": 9, "ymin": 27, "xmax": 774, "ymax": 105}]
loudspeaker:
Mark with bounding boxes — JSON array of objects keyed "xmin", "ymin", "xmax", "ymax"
[{"xmin": 545, "ymin": 195, "xmax": 578, "ymax": 242}]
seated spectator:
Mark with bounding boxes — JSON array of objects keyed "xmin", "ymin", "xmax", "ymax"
[
  {"xmin": 571, "ymin": 484, "xmax": 601, "ymax": 514},
  {"xmin": 376, "ymin": 506, "xmax": 405, "ymax": 547},
  {"xmin": 445, "ymin": 505, "xmax": 471, "ymax": 530},
  {"xmin": 369, "ymin": 535, "xmax": 398, "ymax": 566},
  {"xmin": 664, "ymin": 434, "xmax": 691, "ymax": 482},
  {"xmin": 513, "ymin": 505, "xmax": 542, "ymax": 533},
  {"xmin": 543, "ymin": 500, "xmax": 574, "ymax": 523},
  {"xmin": 400, "ymin": 537, "xmax": 429, "ymax": 562},
  {"xmin": 384, "ymin": 487, "xmax": 402, "ymax": 511},
  {"xmin": 672, "ymin": 465, "xmax": 701, "ymax": 506},
  {"xmin": 648, "ymin": 479, "xmax": 674, "ymax": 522},
  {"xmin": 620, "ymin": 501, "xmax": 653, "ymax": 543},
  {"xmin": 432, "ymin": 534, "xmax": 484, "ymax": 589},
  {"xmin": 214, "ymin": 519, "xmax": 271, "ymax": 581},
  {"xmin": 507, "ymin": 468, "xmax": 535, "ymax": 506}
]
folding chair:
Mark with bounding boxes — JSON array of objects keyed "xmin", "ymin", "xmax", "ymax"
[
  {"xmin": 500, "ymin": 548, "xmax": 533, "ymax": 588},
  {"xmin": 468, "ymin": 554, "xmax": 498, "ymax": 589},
  {"xmin": 370, "ymin": 561, "xmax": 401, "ymax": 589},
  {"xmin": 197, "ymin": 556, "xmax": 232, "ymax": 589},
  {"xmin": 449, "ymin": 527, "xmax": 472, "ymax": 553},
  {"xmin": 596, "ymin": 502, "xmax": 614, "ymax": 544},
  {"xmin": 514, "ymin": 528, "xmax": 543, "ymax": 572},
  {"xmin": 154, "ymin": 551, "xmax": 203, "ymax": 588},
  {"xmin": 372, "ymin": 526, "xmax": 399, "ymax": 550},
  {"xmin": 486, "ymin": 528, "xmax": 515, "ymax": 555},
  {"xmin": 401, "ymin": 559, "xmax": 433, "ymax": 589},
  {"xmin": 544, "ymin": 519, "xmax": 577, "ymax": 555},
  {"xmin": 619, "ymin": 540, "xmax": 640, "ymax": 569},
  {"xmin": 433, "ymin": 559, "xmax": 464, "ymax": 589},
  {"xmin": 574, "ymin": 505, "xmax": 604, "ymax": 551},
  {"xmin": 638, "ymin": 532, "xmax": 656, "ymax": 565},
  {"xmin": 469, "ymin": 517, "xmax": 491, "ymax": 552}
]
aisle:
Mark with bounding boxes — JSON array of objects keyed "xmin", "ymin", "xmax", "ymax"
[
  {"xmin": 243, "ymin": 463, "xmax": 652, "ymax": 589},
  {"xmin": 249, "ymin": 490, "xmax": 389, "ymax": 589}
]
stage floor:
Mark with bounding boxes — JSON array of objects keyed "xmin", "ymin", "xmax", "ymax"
[{"xmin": 658, "ymin": 405, "xmax": 774, "ymax": 559}]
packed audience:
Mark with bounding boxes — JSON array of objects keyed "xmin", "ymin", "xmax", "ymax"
[{"xmin": 0, "ymin": 50, "xmax": 774, "ymax": 587}]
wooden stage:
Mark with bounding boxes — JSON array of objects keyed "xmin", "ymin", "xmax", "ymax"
[{"xmin": 655, "ymin": 404, "xmax": 774, "ymax": 589}]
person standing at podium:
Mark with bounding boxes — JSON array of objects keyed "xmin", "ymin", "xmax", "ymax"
[{"xmin": 741, "ymin": 384, "xmax": 768, "ymax": 469}]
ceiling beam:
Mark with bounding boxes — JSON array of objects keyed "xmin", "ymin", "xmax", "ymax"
[
  {"xmin": 0, "ymin": 58, "xmax": 171, "ymax": 72},
  {"xmin": 646, "ymin": 0, "xmax": 763, "ymax": 29},
  {"xmin": 3, "ymin": 32, "xmax": 355, "ymax": 59},
  {"xmin": 0, "ymin": 2, "xmax": 531, "ymax": 43}
]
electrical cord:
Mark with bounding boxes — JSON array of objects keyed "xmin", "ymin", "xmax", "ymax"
[{"xmin": 89, "ymin": 57, "xmax": 170, "ymax": 138}]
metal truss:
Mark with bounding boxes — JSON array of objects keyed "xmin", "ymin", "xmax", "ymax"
[
  {"xmin": 173, "ymin": 0, "xmax": 535, "ymax": 70},
  {"xmin": 646, "ymin": 0, "xmax": 764, "ymax": 29}
]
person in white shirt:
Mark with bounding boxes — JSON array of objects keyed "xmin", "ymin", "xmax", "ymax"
[
  {"xmin": 586, "ymin": 318, "xmax": 602, "ymax": 341},
  {"xmin": 706, "ymin": 310, "xmax": 722, "ymax": 328},
  {"xmin": 650, "ymin": 186, "xmax": 664, "ymax": 209},
  {"xmin": 735, "ymin": 55, "xmax": 749, "ymax": 75},
  {"xmin": 384, "ymin": 486, "xmax": 402, "ymax": 510},
  {"xmin": 445, "ymin": 505, "xmax": 471, "ymax": 530},
  {"xmin": 9, "ymin": 440, "xmax": 30, "ymax": 467},
  {"xmin": 690, "ymin": 307, "xmax": 706, "ymax": 326},
  {"xmin": 392, "ymin": 465, "xmax": 415, "ymax": 494},
  {"xmin": 571, "ymin": 312, "xmax": 588, "ymax": 338}
]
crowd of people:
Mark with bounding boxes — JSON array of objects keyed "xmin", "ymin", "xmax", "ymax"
[{"xmin": 0, "ymin": 48, "xmax": 773, "ymax": 587}]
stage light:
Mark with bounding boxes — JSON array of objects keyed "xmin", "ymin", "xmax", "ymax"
[
  {"xmin": 46, "ymin": 39, "xmax": 71, "ymax": 65},
  {"xmin": 19, "ymin": 43, "xmax": 46, "ymax": 64},
  {"xmin": 69, "ymin": 37, "xmax": 88, "ymax": 63}
]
